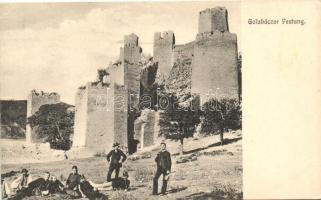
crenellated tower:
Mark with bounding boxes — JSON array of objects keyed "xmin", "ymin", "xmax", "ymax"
[{"xmin": 153, "ymin": 31, "xmax": 175, "ymax": 77}]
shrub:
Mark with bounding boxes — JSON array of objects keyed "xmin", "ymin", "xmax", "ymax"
[
  {"xmin": 201, "ymin": 98, "xmax": 241, "ymax": 135},
  {"xmin": 27, "ymin": 103, "xmax": 74, "ymax": 150}
]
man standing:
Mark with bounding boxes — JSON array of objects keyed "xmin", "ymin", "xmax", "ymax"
[
  {"xmin": 153, "ymin": 142, "xmax": 172, "ymax": 195},
  {"xmin": 106, "ymin": 142, "xmax": 127, "ymax": 182}
]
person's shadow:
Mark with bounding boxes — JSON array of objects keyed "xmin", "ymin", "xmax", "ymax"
[{"xmin": 167, "ymin": 186, "xmax": 187, "ymax": 194}]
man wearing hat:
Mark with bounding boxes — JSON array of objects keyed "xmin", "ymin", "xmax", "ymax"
[{"xmin": 106, "ymin": 142, "xmax": 127, "ymax": 182}]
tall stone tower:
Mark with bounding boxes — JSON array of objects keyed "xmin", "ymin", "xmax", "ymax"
[
  {"xmin": 192, "ymin": 7, "xmax": 239, "ymax": 102},
  {"xmin": 153, "ymin": 31, "xmax": 175, "ymax": 77},
  {"xmin": 26, "ymin": 90, "xmax": 60, "ymax": 143},
  {"xmin": 122, "ymin": 33, "xmax": 141, "ymax": 110},
  {"xmin": 73, "ymin": 82, "xmax": 128, "ymax": 153},
  {"xmin": 73, "ymin": 33, "xmax": 141, "ymax": 154}
]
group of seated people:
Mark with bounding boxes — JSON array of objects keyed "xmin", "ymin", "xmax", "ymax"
[{"xmin": 1, "ymin": 165, "xmax": 130, "ymax": 200}]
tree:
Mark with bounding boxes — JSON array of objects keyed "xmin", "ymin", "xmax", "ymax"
[
  {"xmin": 27, "ymin": 103, "xmax": 74, "ymax": 150},
  {"xmin": 201, "ymin": 99, "xmax": 241, "ymax": 145},
  {"xmin": 159, "ymin": 95, "xmax": 200, "ymax": 155}
]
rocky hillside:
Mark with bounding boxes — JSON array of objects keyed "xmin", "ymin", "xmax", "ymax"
[{"xmin": 165, "ymin": 57, "xmax": 193, "ymax": 105}]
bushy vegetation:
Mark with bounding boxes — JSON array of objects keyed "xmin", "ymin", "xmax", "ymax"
[
  {"xmin": 201, "ymin": 98, "xmax": 241, "ymax": 145},
  {"xmin": 159, "ymin": 94, "xmax": 201, "ymax": 155},
  {"xmin": 0, "ymin": 100, "xmax": 27, "ymax": 139},
  {"xmin": 27, "ymin": 103, "xmax": 74, "ymax": 150}
]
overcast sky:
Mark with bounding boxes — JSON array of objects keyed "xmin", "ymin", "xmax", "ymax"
[{"xmin": 0, "ymin": 2, "xmax": 240, "ymax": 104}]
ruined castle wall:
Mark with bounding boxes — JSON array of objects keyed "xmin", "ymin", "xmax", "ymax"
[
  {"xmin": 124, "ymin": 62, "xmax": 140, "ymax": 110},
  {"xmin": 123, "ymin": 33, "xmax": 141, "ymax": 110},
  {"xmin": 192, "ymin": 32, "xmax": 239, "ymax": 101},
  {"xmin": 106, "ymin": 63, "xmax": 124, "ymax": 85},
  {"xmin": 123, "ymin": 45, "xmax": 141, "ymax": 64},
  {"xmin": 85, "ymin": 83, "xmax": 115, "ymax": 152},
  {"xmin": 113, "ymin": 84, "xmax": 128, "ymax": 150},
  {"xmin": 72, "ymin": 87, "xmax": 88, "ymax": 147},
  {"xmin": 27, "ymin": 91, "xmax": 60, "ymax": 117},
  {"xmin": 26, "ymin": 90, "xmax": 60, "ymax": 143},
  {"xmin": 134, "ymin": 109, "xmax": 157, "ymax": 150},
  {"xmin": 153, "ymin": 31, "xmax": 175, "ymax": 77},
  {"xmin": 173, "ymin": 41, "xmax": 195, "ymax": 62}
]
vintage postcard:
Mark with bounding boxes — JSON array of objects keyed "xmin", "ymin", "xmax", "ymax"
[{"xmin": 0, "ymin": 0, "xmax": 320, "ymax": 199}]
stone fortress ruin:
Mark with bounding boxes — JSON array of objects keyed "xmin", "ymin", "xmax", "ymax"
[
  {"xmin": 154, "ymin": 7, "xmax": 239, "ymax": 101},
  {"xmin": 2, "ymin": 7, "xmax": 240, "ymax": 161},
  {"xmin": 71, "ymin": 6, "xmax": 240, "ymax": 154},
  {"xmin": 26, "ymin": 90, "xmax": 60, "ymax": 143}
]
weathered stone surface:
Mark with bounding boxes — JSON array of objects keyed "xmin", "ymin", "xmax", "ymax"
[
  {"xmin": 26, "ymin": 90, "xmax": 60, "ymax": 143},
  {"xmin": 134, "ymin": 109, "xmax": 158, "ymax": 150},
  {"xmin": 153, "ymin": 7, "xmax": 239, "ymax": 103},
  {"xmin": 73, "ymin": 82, "xmax": 128, "ymax": 153},
  {"xmin": 198, "ymin": 7, "xmax": 229, "ymax": 33},
  {"xmin": 153, "ymin": 31, "xmax": 175, "ymax": 77}
]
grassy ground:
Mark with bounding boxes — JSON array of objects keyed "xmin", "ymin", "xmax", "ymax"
[{"xmin": 1, "ymin": 132, "xmax": 242, "ymax": 200}]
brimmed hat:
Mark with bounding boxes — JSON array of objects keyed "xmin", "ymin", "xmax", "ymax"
[
  {"xmin": 113, "ymin": 142, "xmax": 120, "ymax": 147},
  {"xmin": 21, "ymin": 169, "xmax": 28, "ymax": 173}
]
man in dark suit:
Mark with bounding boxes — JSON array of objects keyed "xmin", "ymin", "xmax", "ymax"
[
  {"xmin": 106, "ymin": 142, "xmax": 127, "ymax": 182},
  {"xmin": 152, "ymin": 142, "xmax": 172, "ymax": 195}
]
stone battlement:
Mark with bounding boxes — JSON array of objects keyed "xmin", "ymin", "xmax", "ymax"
[
  {"xmin": 124, "ymin": 33, "xmax": 139, "ymax": 46},
  {"xmin": 173, "ymin": 41, "xmax": 195, "ymax": 52},
  {"xmin": 195, "ymin": 31, "xmax": 237, "ymax": 43},
  {"xmin": 198, "ymin": 6, "xmax": 229, "ymax": 33},
  {"xmin": 199, "ymin": 7, "xmax": 226, "ymax": 15},
  {"xmin": 29, "ymin": 90, "xmax": 59, "ymax": 98},
  {"xmin": 154, "ymin": 31, "xmax": 175, "ymax": 45}
]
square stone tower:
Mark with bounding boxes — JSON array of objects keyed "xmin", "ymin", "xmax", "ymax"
[
  {"xmin": 153, "ymin": 31, "xmax": 175, "ymax": 77},
  {"xmin": 198, "ymin": 7, "xmax": 229, "ymax": 33},
  {"xmin": 26, "ymin": 90, "xmax": 60, "ymax": 143},
  {"xmin": 73, "ymin": 82, "xmax": 128, "ymax": 153},
  {"xmin": 192, "ymin": 7, "xmax": 239, "ymax": 103}
]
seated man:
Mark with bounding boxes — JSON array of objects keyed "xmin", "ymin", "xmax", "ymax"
[
  {"xmin": 11, "ymin": 171, "xmax": 51, "ymax": 200},
  {"xmin": 64, "ymin": 165, "xmax": 81, "ymax": 198},
  {"xmin": 28, "ymin": 171, "xmax": 51, "ymax": 196},
  {"xmin": 79, "ymin": 175, "xmax": 107, "ymax": 200},
  {"xmin": 49, "ymin": 175, "xmax": 64, "ymax": 194},
  {"xmin": 1, "ymin": 169, "xmax": 33, "ymax": 198}
]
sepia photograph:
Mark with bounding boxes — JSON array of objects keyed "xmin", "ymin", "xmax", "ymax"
[{"xmin": 0, "ymin": 2, "xmax": 242, "ymax": 199}]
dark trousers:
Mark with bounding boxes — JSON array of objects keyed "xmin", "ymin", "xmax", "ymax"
[
  {"xmin": 153, "ymin": 168, "xmax": 168, "ymax": 195},
  {"xmin": 107, "ymin": 164, "xmax": 120, "ymax": 182}
]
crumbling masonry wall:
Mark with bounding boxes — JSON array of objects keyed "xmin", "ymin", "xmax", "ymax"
[
  {"xmin": 134, "ymin": 109, "xmax": 158, "ymax": 150},
  {"xmin": 192, "ymin": 7, "xmax": 238, "ymax": 101},
  {"xmin": 173, "ymin": 41, "xmax": 195, "ymax": 61},
  {"xmin": 26, "ymin": 90, "xmax": 60, "ymax": 143},
  {"xmin": 123, "ymin": 33, "xmax": 141, "ymax": 110},
  {"xmin": 73, "ymin": 87, "xmax": 88, "ymax": 147},
  {"xmin": 198, "ymin": 7, "xmax": 229, "ymax": 33},
  {"xmin": 192, "ymin": 32, "xmax": 238, "ymax": 101},
  {"xmin": 153, "ymin": 31, "xmax": 175, "ymax": 77},
  {"xmin": 73, "ymin": 83, "xmax": 128, "ymax": 153},
  {"xmin": 113, "ymin": 84, "xmax": 128, "ymax": 150}
]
